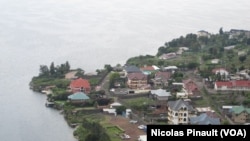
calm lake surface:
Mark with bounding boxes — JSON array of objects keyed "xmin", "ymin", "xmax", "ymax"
[{"xmin": 0, "ymin": 0, "xmax": 250, "ymax": 140}]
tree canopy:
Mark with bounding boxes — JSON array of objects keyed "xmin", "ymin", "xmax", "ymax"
[{"xmin": 39, "ymin": 61, "xmax": 71, "ymax": 78}]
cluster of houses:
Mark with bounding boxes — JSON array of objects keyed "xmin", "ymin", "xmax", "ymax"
[
  {"xmin": 67, "ymin": 77, "xmax": 91, "ymax": 104},
  {"xmin": 59, "ymin": 64, "xmax": 206, "ymax": 125},
  {"xmin": 209, "ymin": 67, "xmax": 250, "ymax": 91},
  {"xmin": 45, "ymin": 61, "xmax": 250, "ymax": 125},
  {"xmin": 197, "ymin": 29, "xmax": 250, "ymax": 39},
  {"xmin": 167, "ymin": 99, "xmax": 250, "ymax": 125},
  {"xmin": 111, "ymin": 65, "xmax": 201, "ymax": 99},
  {"xmin": 223, "ymin": 105, "xmax": 250, "ymax": 124},
  {"xmin": 44, "ymin": 77, "xmax": 92, "ymax": 107},
  {"xmin": 110, "ymin": 65, "xmax": 222, "ymax": 125},
  {"xmin": 167, "ymin": 99, "xmax": 221, "ymax": 125},
  {"xmin": 114, "ymin": 64, "xmax": 250, "ymax": 125}
]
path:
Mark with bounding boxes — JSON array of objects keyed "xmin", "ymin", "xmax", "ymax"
[{"xmin": 184, "ymin": 70, "xmax": 235, "ymax": 124}]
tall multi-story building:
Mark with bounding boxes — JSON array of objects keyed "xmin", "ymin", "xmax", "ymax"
[{"xmin": 167, "ymin": 99, "xmax": 195, "ymax": 125}]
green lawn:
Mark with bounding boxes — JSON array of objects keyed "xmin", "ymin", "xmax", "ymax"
[{"xmin": 122, "ymin": 97, "xmax": 155, "ymax": 111}]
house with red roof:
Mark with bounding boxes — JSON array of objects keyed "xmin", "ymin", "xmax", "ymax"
[
  {"xmin": 127, "ymin": 72, "xmax": 148, "ymax": 89},
  {"xmin": 183, "ymin": 79, "xmax": 200, "ymax": 97},
  {"xmin": 214, "ymin": 80, "xmax": 250, "ymax": 91},
  {"xmin": 69, "ymin": 78, "xmax": 91, "ymax": 94}
]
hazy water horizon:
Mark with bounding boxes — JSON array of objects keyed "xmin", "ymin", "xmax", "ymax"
[{"xmin": 0, "ymin": 0, "xmax": 250, "ymax": 140}]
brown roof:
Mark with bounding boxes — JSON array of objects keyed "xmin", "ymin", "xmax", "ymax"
[
  {"xmin": 140, "ymin": 66, "xmax": 155, "ymax": 71},
  {"xmin": 155, "ymin": 71, "xmax": 171, "ymax": 79},
  {"xmin": 183, "ymin": 79, "xmax": 198, "ymax": 92},
  {"xmin": 127, "ymin": 72, "xmax": 147, "ymax": 80}
]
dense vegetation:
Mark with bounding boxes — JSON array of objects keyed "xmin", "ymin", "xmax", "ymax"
[
  {"xmin": 125, "ymin": 28, "xmax": 250, "ymax": 107},
  {"xmin": 126, "ymin": 28, "xmax": 250, "ymax": 74},
  {"xmin": 74, "ymin": 119, "xmax": 111, "ymax": 141},
  {"xmin": 29, "ymin": 61, "xmax": 72, "ymax": 91}
]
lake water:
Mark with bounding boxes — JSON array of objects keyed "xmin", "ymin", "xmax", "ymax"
[{"xmin": 0, "ymin": 0, "xmax": 250, "ymax": 140}]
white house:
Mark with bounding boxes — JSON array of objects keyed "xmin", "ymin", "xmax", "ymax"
[
  {"xmin": 103, "ymin": 108, "xmax": 117, "ymax": 116},
  {"xmin": 197, "ymin": 30, "xmax": 211, "ymax": 38},
  {"xmin": 110, "ymin": 102, "xmax": 122, "ymax": 108},
  {"xmin": 224, "ymin": 45, "xmax": 235, "ymax": 50},
  {"xmin": 211, "ymin": 59, "xmax": 220, "ymax": 64},
  {"xmin": 176, "ymin": 91, "xmax": 188, "ymax": 99},
  {"xmin": 164, "ymin": 66, "xmax": 178, "ymax": 73},
  {"xmin": 150, "ymin": 89, "xmax": 171, "ymax": 101},
  {"xmin": 159, "ymin": 53, "xmax": 177, "ymax": 60},
  {"xmin": 176, "ymin": 47, "xmax": 189, "ymax": 55},
  {"xmin": 212, "ymin": 68, "xmax": 229, "ymax": 76}
]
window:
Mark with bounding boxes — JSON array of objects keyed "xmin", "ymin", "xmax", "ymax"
[{"xmin": 80, "ymin": 87, "xmax": 84, "ymax": 92}]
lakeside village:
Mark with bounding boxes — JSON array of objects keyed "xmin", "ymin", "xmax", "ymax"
[{"xmin": 29, "ymin": 28, "xmax": 250, "ymax": 141}]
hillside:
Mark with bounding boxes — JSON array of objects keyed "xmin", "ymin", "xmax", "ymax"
[{"xmin": 126, "ymin": 28, "xmax": 250, "ymax": 77}]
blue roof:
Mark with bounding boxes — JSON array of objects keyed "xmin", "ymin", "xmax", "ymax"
[
  {"xmin": 124, "ymin": 65, "xmax": 141, "ymax": 73},
  {"xmin": 189, "ymin": 113, "xmax": 220, "ymax": 125},
  {"xmin": 68, "ymin": 92, "xmax": 90, "ymax": 100}
]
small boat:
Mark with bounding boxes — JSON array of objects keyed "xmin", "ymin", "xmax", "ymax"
[{"xmin": 45, "ymin": 101, "xmax": 55, "ymax": 107}]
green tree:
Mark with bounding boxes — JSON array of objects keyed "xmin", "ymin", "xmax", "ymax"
[
  {"xmin": 157, "ymin": 46, "xmax": 167, "ymax": 56},
  {"xmin": 219, "ymin": 27, "xmax": 224, "ymax": 35},
  {"xmin": 74, "ymin": 120, "xmax": 111, "ymax": 141},
  {"xmin": 56, "ymin": 64, "xmax": 65, "ymax": 77},
  {"xmin": 96, "ymin": 69, "xmax": 101, "ymax": 75},
  {"xmin": 109, "ymin": 72, "xmax": 120, "ymax": 88},
  {"xmin": 116, "ymin": 63, "xmax": 121, "ymax": 67},
  {"xmin": 39, "ymin": 65, "xmax": 49, "ymax": 76},
  {"xmin": 157, "ymin": 60, "xmax": 164, "ymax": 66},
  {"xmin": 116, "ymin": 105, "xmax": 127, "ymax": 115},
  {"xmin": 50, "ymin": 62, "xmax": 55, "ymax": 76},
  {"xmin": 75, "ymin": 68, "xmax": 85, "ymax": 78},
  {"xmin": 187, "ymin": 62, "xmax": 199, "ymax": 70},
  {"xmin": 104, "ymin": 64, "xmax": 113, "ymax": 72},
  {"xmin": 239, "ymin": 55, "xmax": 247, "ymax": 63},
  {"xmin": 65, "ymin": 61, "xmax": 70, "ymax": 72}
]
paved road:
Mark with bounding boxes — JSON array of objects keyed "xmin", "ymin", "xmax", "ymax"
[{"xmin": 100, "ymin": 72, "xmax": 111, "ymax": 98}]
